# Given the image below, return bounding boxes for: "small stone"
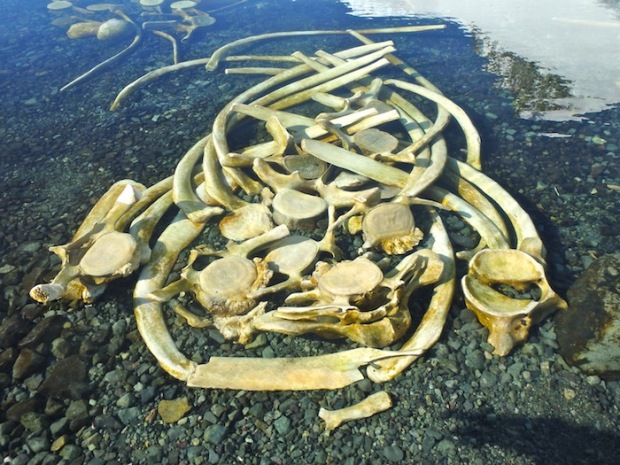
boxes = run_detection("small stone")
[13,348,45,380]
[563,388,576,400]
[66,400,89,420]
[116,393,135,408]
[51,338,72,359]
[27,436,50,453]
[59,444,83,461]
[117,407,141,426]
[273,415,291,435]
[203,424,228,444]
[158,397,190,424]
[383,444,404,462]
[51,435,67,452]
[479,371,498,388]
[20,412,49,432]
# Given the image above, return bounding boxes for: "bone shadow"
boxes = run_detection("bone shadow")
[453,411,620,465]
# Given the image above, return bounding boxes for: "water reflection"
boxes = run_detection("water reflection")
[341,0,620,120]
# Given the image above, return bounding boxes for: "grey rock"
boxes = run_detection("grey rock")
[59,444,83,461]
[383,444,404,462]
[20,412,49,432]
[116,393,135,408]
[27,435,50,453]
[556,253,620,380]
[66,400,89,420]
[117,407,141,426]
[273,415,291,435]
[203,424,228,444]
[51,337,72,359]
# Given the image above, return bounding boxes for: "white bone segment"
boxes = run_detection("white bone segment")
[319,391,392,433]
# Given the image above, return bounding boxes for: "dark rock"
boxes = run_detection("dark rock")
[20,303,44,321]
[0,347,18,370]
[12,348,46,380]
[93,415,122,431]
[38,355,89,399]
[0,313,32,349]
[5,396,43,422]
[556,253,620,380]
[19,315,67,350]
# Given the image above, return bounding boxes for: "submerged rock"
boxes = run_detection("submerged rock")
[555,253,620,380]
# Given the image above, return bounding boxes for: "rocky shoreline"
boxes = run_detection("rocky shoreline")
[2,1,619,464]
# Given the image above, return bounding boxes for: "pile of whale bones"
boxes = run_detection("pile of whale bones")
[30,25,568,431]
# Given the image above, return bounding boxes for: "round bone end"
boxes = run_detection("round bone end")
[29,283,65,303]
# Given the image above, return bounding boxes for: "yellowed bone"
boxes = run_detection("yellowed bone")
[187,349,422,390]
[319,391,392,433]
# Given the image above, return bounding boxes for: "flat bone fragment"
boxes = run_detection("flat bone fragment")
[319,391,392,433]
[187,348,423,390]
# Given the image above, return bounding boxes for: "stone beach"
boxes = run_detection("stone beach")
[1,1,619,464]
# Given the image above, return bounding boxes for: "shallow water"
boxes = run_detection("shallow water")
[1,0,619,464]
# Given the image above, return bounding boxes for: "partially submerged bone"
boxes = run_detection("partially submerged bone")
[319,391,392,433]
[30,183,143,303]
[462,249,568,355]
[33,28,568,434]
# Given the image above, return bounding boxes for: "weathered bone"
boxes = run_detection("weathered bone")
[462,249,568,355]
[319,391,392,433]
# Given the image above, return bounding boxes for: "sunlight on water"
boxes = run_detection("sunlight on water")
[341,0,620,120]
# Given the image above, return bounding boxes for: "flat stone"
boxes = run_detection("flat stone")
[556,254,620,380]
[19,315,67,349]
[38,355,88,399]
[0,313,32,349]
[203,424,228,445]
[383,444,404,462]
[158,397,190,424]
[13,348,45,380]
[5,397,43,422]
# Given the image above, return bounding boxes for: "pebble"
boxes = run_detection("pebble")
[383,444,404,462]
[158,397,190,423]
[203,424,228,445]
[273,415,292,435]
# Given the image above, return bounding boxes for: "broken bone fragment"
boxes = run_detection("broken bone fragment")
[319,391,392,433]
[462,249,568,356]
[67,22,103,39]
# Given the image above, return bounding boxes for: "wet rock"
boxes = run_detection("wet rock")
[66,400,89,421]
[5,396,43,422]
[38,354,88,399]
[0,313,32,349]
[19,315,67,350]
[158,397,191,424]
[13,348,46,380]
[20,411,49,432]
[556,254,620,380]
[0,347,18,370]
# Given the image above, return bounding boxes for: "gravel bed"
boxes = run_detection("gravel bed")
[1,1,619,464]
